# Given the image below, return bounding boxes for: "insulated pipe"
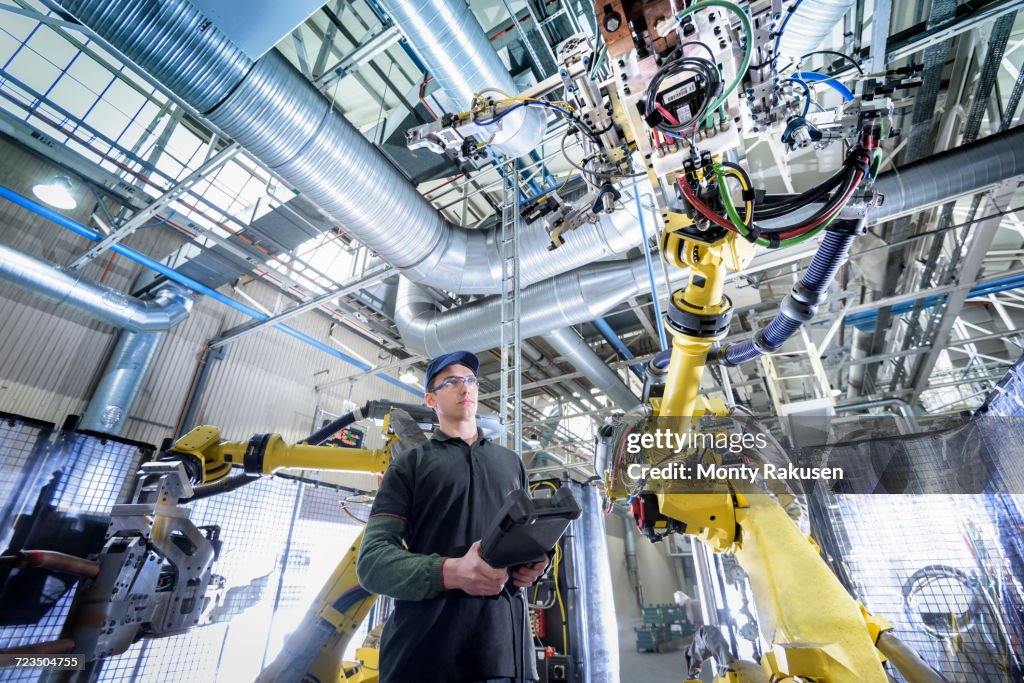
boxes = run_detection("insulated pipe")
[0,243,191,331]
[574,483,620,683]
[776,0,857,59]
[376,0,546,158]
[0,244,194,435]
[79,328,169,435]
[542,328,638,409]
[49,0,633,295]
[871,125,1024,222]
[394,262,650,355]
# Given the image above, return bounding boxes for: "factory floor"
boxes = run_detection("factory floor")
[617,622,690,681]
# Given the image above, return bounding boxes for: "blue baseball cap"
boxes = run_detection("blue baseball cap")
[424,351,479,393]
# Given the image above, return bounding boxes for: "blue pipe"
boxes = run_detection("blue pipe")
[0,185,421,396]
[633,174,668,352]
[842,273,1024,330]
[795,71,854,102]
[593,318,644,378]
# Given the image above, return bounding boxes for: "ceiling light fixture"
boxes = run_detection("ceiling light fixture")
[32,176,77,210]
[400,370,418,385]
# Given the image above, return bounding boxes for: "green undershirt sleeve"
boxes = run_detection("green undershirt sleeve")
[356,514,446,601]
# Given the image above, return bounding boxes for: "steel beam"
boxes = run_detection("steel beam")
[211,264,395,348]
[909,181,1020,399]
[69,144,242,269]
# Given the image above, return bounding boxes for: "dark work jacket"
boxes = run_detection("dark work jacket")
[368,429,538,683]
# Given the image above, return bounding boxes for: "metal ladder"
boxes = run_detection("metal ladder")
[759,325,834,414]
[498,160,522,455]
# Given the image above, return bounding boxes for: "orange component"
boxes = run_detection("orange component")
[530,609,547,639]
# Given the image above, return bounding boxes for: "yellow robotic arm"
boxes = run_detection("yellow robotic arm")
[166,424,390,486]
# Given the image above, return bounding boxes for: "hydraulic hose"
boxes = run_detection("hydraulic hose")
[720,230,856,365]
[303,402,369,445]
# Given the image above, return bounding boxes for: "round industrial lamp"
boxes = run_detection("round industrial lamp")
[400,370,418,385]
[32,176,77,210]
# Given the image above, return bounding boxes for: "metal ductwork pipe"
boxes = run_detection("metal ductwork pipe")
[567,483,619,683]
[0,244,193,435]
[376,0,546,159]
[872,125,1024,222]
[79,329,167,434]
[395,127,1024,350]
[51,0,634,295]
[776,0,856,59]
[0,244,192,331]
[835,397,921,432]
[394,261,650,354]
[542,328,638,409]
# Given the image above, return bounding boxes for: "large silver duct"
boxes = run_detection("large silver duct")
[396,126,1024,350]
[776,0,856,59]
[79,329,167,434]
[52,0,634,295]
[0,244,193,435]
[566,482,619,683]
[542,328,637,409]
[376,0,545,158]
[394,260,651,355]
[0,243,192,331]
[871,125,1024,221]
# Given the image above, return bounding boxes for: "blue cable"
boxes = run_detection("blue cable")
[795,70,854,101]
[661,130,690,144]
[772,0,805,76]
[633,173,668,352]
[782,76,811,117]
[526,174,584,202]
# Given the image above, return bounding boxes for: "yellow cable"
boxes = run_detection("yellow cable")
[553,542,567,651]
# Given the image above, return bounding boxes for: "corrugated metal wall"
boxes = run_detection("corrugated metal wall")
[0,140,421,462]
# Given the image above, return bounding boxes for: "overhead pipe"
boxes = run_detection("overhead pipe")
[395,126,1024,353]
[776,0,857,60]
[592,318,645,377]
[0,243,193,435]
[835,398,921,432]
[0,243,191,331]
[542,328,638,409]
[79,328,171,435]
[0,184,421,396]
[49,0,638,295]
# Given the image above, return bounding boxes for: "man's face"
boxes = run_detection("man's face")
[424,363,478,421]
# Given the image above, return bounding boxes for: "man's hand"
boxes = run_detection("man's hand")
[511,556,549,588]
[442,540,508,596]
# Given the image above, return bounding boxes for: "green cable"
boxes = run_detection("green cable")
[870,149,882,178]
[590,46,607,79]
[715,163,838,248]
[675,1,753,129]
